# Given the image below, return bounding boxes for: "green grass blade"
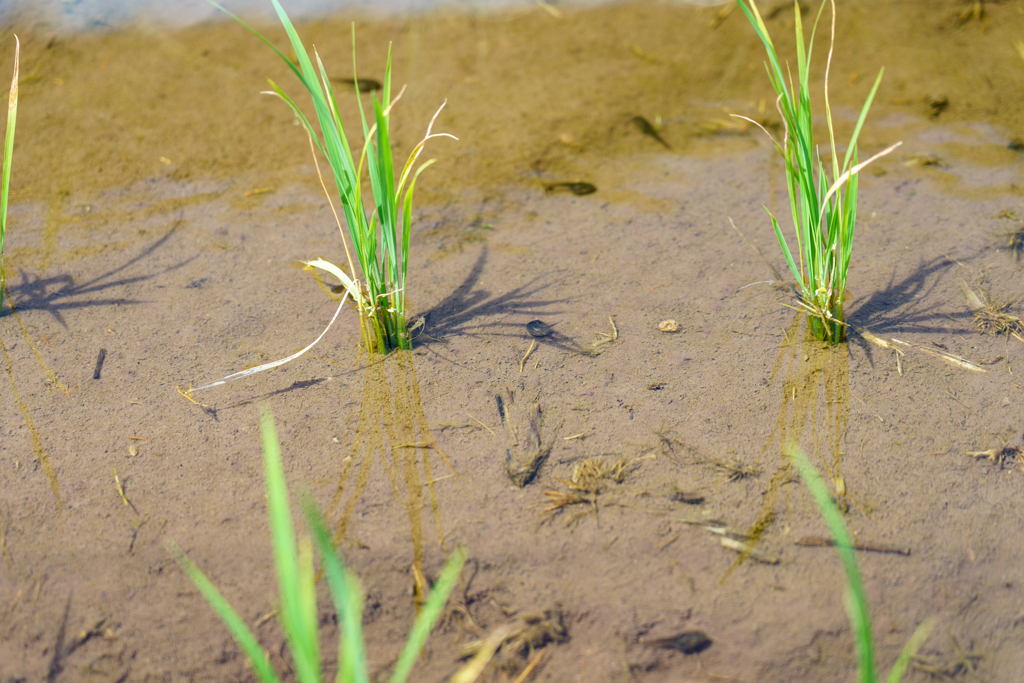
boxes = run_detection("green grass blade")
[735,1,790,106]
[768,211,802,285]
[885,617,936,683]
[304,498,370,683]
[841,67,885,173]
[209,2,304,85]
[1,36,19,288]
[388,546,467,683]
[167,540,283,683]
[260,409,321,683]
[787,444,876,683]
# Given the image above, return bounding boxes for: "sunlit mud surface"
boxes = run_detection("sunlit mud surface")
[2,1,1024,681]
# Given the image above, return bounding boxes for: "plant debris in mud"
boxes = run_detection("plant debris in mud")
[714,456,761,481]
[542,456,632,525]
[461,608,569,671]
[544,181,597,196]
[967,444,1024,472]
[1000,224,1024,260]
[504,402,552,487]
[960,279,1024,342]
[576,316,619,356]
[912,631,983,680]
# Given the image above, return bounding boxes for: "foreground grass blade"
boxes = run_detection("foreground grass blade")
[167,540,283,683]
[389,546,467,683]
[787,444,875,682]
[1,36,19,291]
[787,444,934,683]
[885,617,936,683]
[303,497,369,683]
[260,408,321,683]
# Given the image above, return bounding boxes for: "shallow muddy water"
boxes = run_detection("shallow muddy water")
[2,1,1024,681]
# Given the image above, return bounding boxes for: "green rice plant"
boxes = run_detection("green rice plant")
[167,408,484,683]
[734,0,900,343]
[212,1,452,358]
[1,36,20,302]
[786,443,934,683]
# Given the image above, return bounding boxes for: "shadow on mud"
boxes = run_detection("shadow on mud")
[1,221,193,327]
[416,247,566,346]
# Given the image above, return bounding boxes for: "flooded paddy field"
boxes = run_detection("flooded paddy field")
[1,1,1024,681]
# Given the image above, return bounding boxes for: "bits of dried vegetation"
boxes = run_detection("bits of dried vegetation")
[460,608,568,675]
[968,445,1024,472]
[505,403,551,488]
[714,456,761,482]
[960,279,1024,343]
[542,457,632,523]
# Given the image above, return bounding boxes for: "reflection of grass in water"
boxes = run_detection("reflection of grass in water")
[327,350,455,603]
[726,312,850,576]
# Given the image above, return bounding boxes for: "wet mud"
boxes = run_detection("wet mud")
[2,1,1024,681]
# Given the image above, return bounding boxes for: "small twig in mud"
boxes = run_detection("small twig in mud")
[467,413,495,436]
[719,536,780,564]
[519,339,537,373]
[460,609,568,673]
[795,536,911,556]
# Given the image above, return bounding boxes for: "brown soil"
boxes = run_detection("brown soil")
[2,1,1024,681]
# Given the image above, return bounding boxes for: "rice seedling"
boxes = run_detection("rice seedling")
[1,36,20,305]
[199,1,453,389]
[786,444,934,683]
[734,0,900,343]
[168,408,487,683]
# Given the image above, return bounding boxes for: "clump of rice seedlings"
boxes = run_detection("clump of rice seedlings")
[1,36,19,303]
[734,0,900,344]
[787,444,934,683]
[168,409,490,683]
[199,1,454,389]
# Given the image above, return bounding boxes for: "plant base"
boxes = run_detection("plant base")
[808,306,846,344]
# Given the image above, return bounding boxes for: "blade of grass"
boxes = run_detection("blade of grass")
[304,497,369,683]
[787,443,875,683]
[787,444,935,683]
[388,546,467,683]
[885,617,936,683]
[167,540,283,683]
[260,408,321,683]
[1,36,20,292]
